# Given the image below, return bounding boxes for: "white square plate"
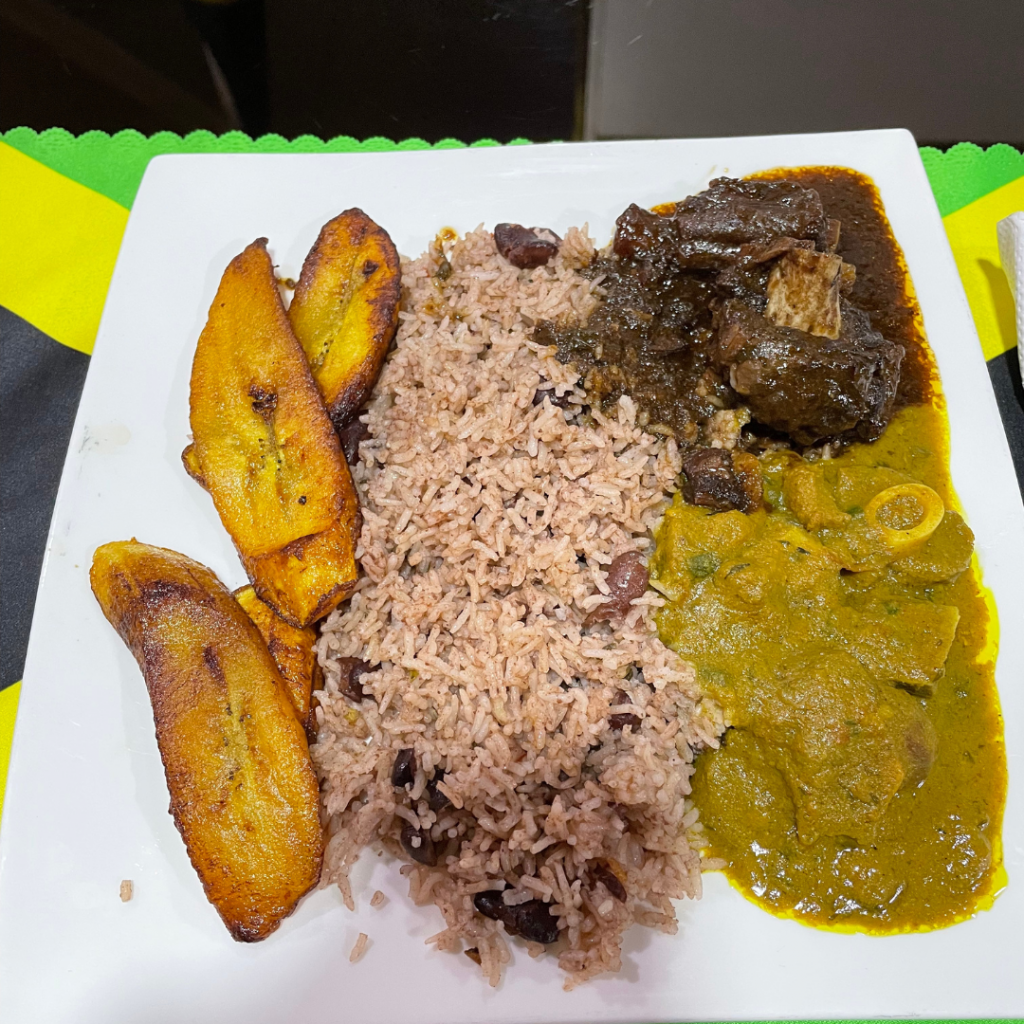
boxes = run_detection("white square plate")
[2,131,1022,1023]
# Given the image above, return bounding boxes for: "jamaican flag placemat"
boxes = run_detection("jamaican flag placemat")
[1,129,1022,826]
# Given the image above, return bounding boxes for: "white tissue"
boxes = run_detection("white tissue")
[997,211,1024,379]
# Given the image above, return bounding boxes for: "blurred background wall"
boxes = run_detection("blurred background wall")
[585,0,1024,146]
[2,0,1022,147]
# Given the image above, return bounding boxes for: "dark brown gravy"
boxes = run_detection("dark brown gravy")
[753,167,932,407]
[538,168,919,451]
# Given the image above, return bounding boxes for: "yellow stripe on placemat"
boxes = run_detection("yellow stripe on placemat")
[0,142,127,356]
[0,683,21,827]
[943,176,1024,362]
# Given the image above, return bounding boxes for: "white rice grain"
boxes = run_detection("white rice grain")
[349,932,369,963]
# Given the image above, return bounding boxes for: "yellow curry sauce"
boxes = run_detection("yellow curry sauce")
[650,170,1007,933]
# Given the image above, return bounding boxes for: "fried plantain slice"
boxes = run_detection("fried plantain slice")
[242,508,360,629]
[288,209,400,430]
[90,540,324,942]
[189,238,349,558]
[234,583,322,740]
[183,435,358,628]
[181,442,205,486]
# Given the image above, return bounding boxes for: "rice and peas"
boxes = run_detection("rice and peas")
[312,223,724,987]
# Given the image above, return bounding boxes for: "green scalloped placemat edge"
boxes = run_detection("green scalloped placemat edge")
[920,142,1024,217]
[4,129,1022,218]
[0,128,532,209]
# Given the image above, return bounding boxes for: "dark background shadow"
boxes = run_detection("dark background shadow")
[1,0,588,141]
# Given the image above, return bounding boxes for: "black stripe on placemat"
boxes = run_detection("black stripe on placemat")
[0,306,90,690]
[986,344,1024,500]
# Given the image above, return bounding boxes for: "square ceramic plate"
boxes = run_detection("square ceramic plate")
[2,131,1022,1024]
